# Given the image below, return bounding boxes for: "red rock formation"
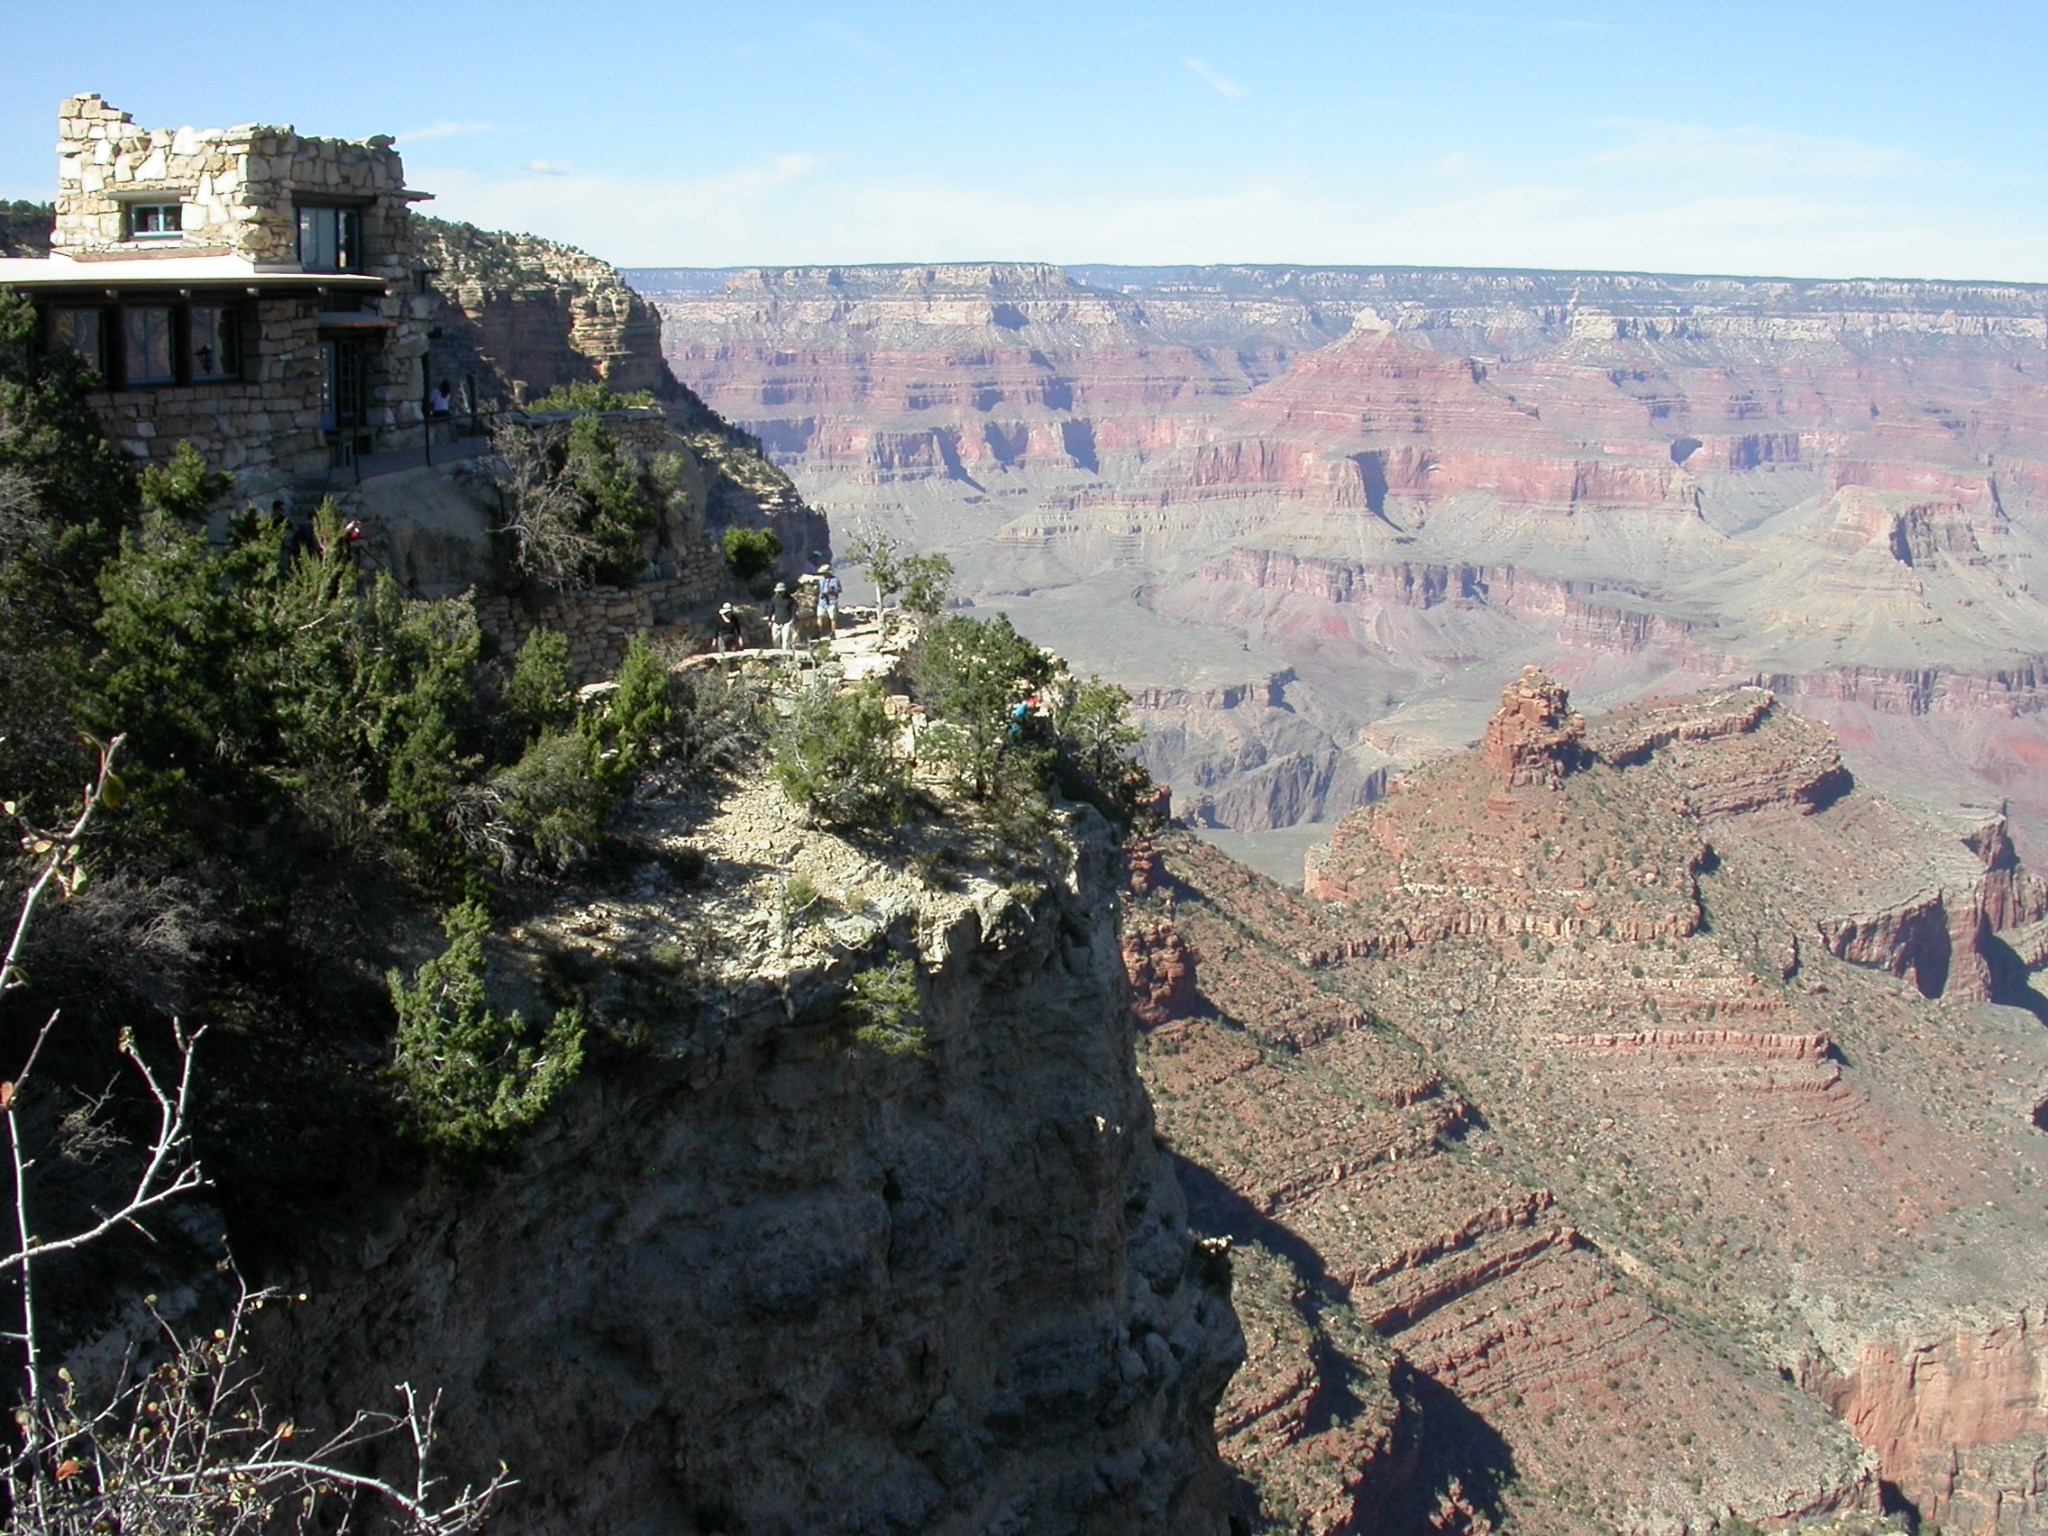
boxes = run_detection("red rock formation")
[1808,1315,2048,1534]
[1130,680,2048,1531]
[1123,912,1198,1028]
[1482,668,1585,792]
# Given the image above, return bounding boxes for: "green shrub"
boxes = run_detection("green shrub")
[608,634,673,772]
[136,440,231,521]
[525,380,657,412]
[723,526,782,580]
[488,726,613,875]
[669,664,766,776]
[844,956,925,1055]
[564,416,657,584]
[844,529,953,633]
[772,680,912,832]
[1054,675,1148,824]
[983,747,1054,855]
[781,871,826,929]
[909,613,1054,800]
[899,551,955,619]
[389,899,585,1152]
[504,629,574,745]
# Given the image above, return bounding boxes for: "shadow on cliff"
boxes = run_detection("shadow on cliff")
[1395,1368,1516,1534]
[1172,1154,1515,1534]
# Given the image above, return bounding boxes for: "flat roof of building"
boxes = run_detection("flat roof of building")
[0,253,387,293]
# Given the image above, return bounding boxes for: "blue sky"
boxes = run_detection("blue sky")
[5,0,2046,281]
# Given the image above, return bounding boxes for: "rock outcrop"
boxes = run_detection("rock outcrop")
[418,218,674,406]
[268,775,1242,1536]
[393,221,826,622]
[1481,667,1584,792]
[1134,676,2048,1532]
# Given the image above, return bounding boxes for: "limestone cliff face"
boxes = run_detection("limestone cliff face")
[414,217,828,576]
[418,218,673,404]
[266,810,1242,1536]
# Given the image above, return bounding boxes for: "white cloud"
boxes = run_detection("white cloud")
[1184,58,1249,100]
[524,160,569,177]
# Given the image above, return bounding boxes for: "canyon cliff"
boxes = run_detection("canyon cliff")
[256,762,1242,1535]
[643,264,2048,869]
[1127,674,2048,1533]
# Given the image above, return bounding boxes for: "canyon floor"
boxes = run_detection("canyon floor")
[1123,673,2048,1534]
[640,263,2048,880]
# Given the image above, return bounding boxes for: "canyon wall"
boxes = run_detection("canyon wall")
[1131,677,2048,1533]
[420,218,674,407]
[402,222,826,607]
[647,263,2048,862]
[267,786,1242,1536]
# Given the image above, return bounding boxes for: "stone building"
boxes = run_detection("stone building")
[0,93,434,496]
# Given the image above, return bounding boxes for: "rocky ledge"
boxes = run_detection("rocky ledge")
[263,718,1242,1535]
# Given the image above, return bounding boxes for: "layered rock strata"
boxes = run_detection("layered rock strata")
[648,262,2048,856]
[1134,677,2048,1533]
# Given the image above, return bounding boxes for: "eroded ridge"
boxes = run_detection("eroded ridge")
[1133,676,2048,1533]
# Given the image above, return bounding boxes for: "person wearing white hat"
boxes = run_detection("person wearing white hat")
[816,562,842,633]
[769,581,798,651]
[716,601,746,653]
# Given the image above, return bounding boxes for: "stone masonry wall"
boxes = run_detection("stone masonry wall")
[92,298,328,485]
[473,530,727,682]
[52,94,430,491]
[55,92,409,272]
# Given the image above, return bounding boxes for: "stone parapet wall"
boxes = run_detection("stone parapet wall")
[54,93,410,275]
[473,536,727,682]
[476,585,668,681]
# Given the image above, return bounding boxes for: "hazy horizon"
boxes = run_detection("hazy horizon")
[9,0,2048,285]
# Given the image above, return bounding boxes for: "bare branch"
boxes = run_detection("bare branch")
[0,736,515,1534]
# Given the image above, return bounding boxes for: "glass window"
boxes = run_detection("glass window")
[49,309,104,378]
[188,305,241,381]
[123,306,176,386]
[297,205,361,272]
[128,203,184,239]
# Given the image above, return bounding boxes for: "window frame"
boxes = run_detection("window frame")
[47,307,107,380]
[296,202,365,273]
[41,298,252,390]
[121,305,179,387]
[125,202,185,241]
[186,303,243,383]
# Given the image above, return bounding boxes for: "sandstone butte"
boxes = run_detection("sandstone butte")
[1125,670,2048,1534]
[644,264,2048,867]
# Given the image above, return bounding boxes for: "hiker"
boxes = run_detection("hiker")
[815,562,842,632]
[769,581,799,651]
[715,601,747,653]
[427,379,453,419]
